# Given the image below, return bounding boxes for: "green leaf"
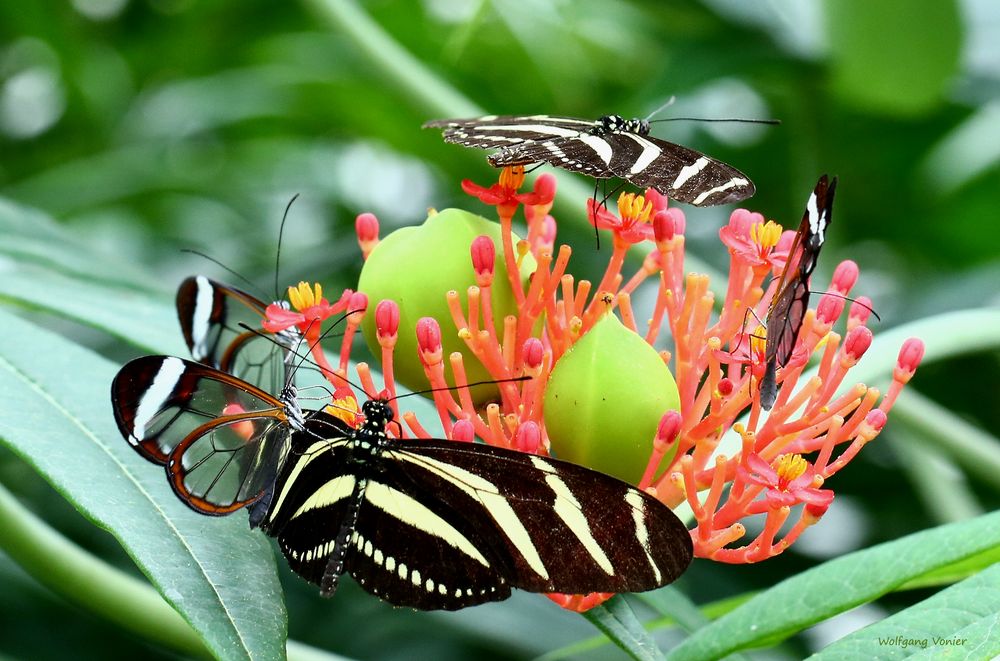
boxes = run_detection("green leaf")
[0,198,159,290]
[826,0,962,116]
[581,595,665,661]
[810,563,1000,660]
[0,263,184,356]
[0,308,287,661]
[666,511,1000,661]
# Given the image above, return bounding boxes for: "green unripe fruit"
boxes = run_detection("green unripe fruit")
[543,313,680,483]
[358,208,535,404]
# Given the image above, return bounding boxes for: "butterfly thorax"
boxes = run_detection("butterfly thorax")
[269,301,303,358]
[345,399,395,460]
[281,384,305,431]
[594,115,650,136]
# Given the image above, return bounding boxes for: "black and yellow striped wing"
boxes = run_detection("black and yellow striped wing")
[260,406,693,610]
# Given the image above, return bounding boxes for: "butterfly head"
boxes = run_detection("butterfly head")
[360,394,394,434]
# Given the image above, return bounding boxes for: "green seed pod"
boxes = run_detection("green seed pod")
[543,313,680,483]
[358,208,535,404]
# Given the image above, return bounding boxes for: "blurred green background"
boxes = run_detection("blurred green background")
[1,0,998,659]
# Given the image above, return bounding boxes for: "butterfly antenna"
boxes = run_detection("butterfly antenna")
[643,96,676,122]
[180,249,269,300]
[649,117,781,126]
[274,193,300,300]
[812,291,882,322]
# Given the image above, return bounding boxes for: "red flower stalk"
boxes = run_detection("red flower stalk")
[340,173,924,610]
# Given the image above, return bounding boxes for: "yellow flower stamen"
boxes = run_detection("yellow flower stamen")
[750,220,783,250]
[324,395,359,427]
[288,281,322,311]
[499,165,526,191]
[750,325,768,355]
[775,454,808,486]
[616,192,654,224]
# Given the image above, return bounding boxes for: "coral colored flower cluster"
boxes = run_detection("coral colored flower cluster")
[262,167,925,611]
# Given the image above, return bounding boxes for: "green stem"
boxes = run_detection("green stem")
[304,0,480,118]
[890,388,1000,492]
[0,481,208,657]
[889,427,983,524]
[0,481,345,661]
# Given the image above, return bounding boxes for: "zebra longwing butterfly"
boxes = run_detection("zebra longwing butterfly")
[111,358,693,609]
[760,175,837,410]
[253,397,693,610]
[424,114,755,207]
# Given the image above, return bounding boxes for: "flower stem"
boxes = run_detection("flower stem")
[304,0,480,117]
[890,387,1000,492]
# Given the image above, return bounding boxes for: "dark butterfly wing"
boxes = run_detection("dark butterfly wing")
[257,412,363,584]
[111,355,292,514]
[760,175,837,410]
[491,131,754,207]
[383,442,691,595]
[176,275,300,396]
[264,422,692,610]
[604,133,755,206]
[489,135,619,179]
[424,115,598,150]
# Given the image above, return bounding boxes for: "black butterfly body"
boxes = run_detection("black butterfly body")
[759,175,837,410]
[254,399,693,610]
[424,114,755,206]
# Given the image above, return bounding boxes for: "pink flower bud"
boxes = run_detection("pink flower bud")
[522,338,544,371]
[643,187,668,212]
[653,210,674,243]
[895,338,925,379]
[539,214,557,245]
[816,293,845,326]
[670,207,686,235]
[656,410,682,445]
[451,419,475,443]
[355,212,379,252]
[470,235,496,279]
[532,173,557,202]
[375,299,400,340]
[849,296,874,326]
[415,317,442,355]
[831,260,859,294]
[804,500,830,522]
[844,326,873,361]
[515,421,541,453]
[866,409,888,432]
[347,291,368,318]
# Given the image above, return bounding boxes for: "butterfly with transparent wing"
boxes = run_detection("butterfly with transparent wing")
[424,114,756,207]
[759,174,838,410]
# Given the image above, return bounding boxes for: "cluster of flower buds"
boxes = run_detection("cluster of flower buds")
[263,166,924,610]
